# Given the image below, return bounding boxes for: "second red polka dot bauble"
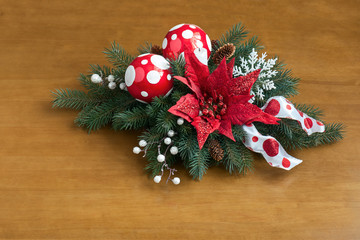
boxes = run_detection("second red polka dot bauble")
[162,23,212,64]
[125,53,173,103]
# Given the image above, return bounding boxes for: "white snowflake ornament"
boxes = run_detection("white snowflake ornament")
[233,48,278,102]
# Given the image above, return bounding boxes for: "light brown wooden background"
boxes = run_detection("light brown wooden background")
[0,0,359,239]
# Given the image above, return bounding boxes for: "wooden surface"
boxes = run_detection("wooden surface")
[0,0,359,239]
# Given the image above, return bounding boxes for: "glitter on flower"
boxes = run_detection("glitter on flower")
[168,50,279,149]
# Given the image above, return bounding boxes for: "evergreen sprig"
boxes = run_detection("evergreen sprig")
[219,22,249,47]
[137,41,153,54]
[51,89,102,110]
[113,106,149,130]
[221,138,254,175]
[103,41,134,71]
[75,101,119,133]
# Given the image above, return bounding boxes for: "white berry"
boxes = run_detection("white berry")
[157,154,165,163]
[164,137,171,145]
[91,74,102,83]
[133,147,141,154]
[119,82,126,90]
[153,175,162,183]
[177,118,184,125]
[170,146,178,155]
[167,130,175,137]
[172,177,180,185]
[107,75,115,82]
[108,82,116,89]
[139,140,147,147]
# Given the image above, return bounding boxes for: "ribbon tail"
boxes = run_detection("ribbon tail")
[261,96,325,135]
[242,124,302,170]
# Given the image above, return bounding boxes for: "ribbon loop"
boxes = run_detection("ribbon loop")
[242,96,325,170]
[242,124,302,170]
[261,96,325,135]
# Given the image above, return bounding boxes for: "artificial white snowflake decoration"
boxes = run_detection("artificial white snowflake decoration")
[233,48,278,102]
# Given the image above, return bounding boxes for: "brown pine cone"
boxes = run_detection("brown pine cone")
[212,43,236,65]
[211,39,220,50]
[150,45,163,55]
[208,139,224,162]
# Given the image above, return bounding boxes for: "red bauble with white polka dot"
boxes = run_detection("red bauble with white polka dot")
[162,23,212,64]
[125,53,173,103]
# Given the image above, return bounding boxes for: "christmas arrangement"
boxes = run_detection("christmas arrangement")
[52,23,344,185]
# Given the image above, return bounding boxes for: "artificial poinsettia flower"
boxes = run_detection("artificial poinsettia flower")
[169,50,279,149]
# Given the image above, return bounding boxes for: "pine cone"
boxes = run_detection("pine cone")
[150,45,163,55]
[211,39,220,50]
[208,139,224,162]
[212,43,236,65]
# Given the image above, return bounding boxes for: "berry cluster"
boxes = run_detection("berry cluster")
[199,92,227,120]
[133,130,180,185]
[91,73,126,90]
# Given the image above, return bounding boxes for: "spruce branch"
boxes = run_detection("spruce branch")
[177,129,199,161]
[140,127,166,150]
[137,41,153,54]
[113,106,149,130]
[79,68,114,98]
[143,145,164,177]
[169,56,186,77]
[233,36,263,64]
[264,69,300,101]
[74,93,136,133]
[51,88,102,110]
[231,125,246,142]
[219,22,249,47]
[188,147,210,180]
[145,95,173,121]
[103,41,134,70]
[294,103,324,120]
[256,120,345,150]
[154,109,177,134]
[75,101,119,133]
[221,137,253,175]
[309,122,345,146]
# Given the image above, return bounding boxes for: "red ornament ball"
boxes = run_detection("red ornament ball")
[125,53,173,103]
[162,23,212,64]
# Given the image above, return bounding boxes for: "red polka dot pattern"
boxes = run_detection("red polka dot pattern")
[162,24,211,61]
[297,110,304,117]
[241,96,325,171]
[264,99,281,116]
[304,118,313,129]
[242,124,303,171]
[263,139,279,157]
[317,121,324,126]
[282,158,291,168]
[125,54,173,103]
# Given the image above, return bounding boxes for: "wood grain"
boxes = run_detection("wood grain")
[0,0,359,239]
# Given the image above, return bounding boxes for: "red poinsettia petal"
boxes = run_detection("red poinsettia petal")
[245,114,280,126]
[228,95,253,105]
[227,69,261,96]
[191,116,221,149]
[218,119,235,141]
[184,50,210,89]
[224,102,279,126]
[207,58,231,97]
[226,58,235,79]
[168,94,200,122]
[174,76,203,99]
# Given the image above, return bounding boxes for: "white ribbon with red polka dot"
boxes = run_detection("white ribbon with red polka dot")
[242,96,325,170]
